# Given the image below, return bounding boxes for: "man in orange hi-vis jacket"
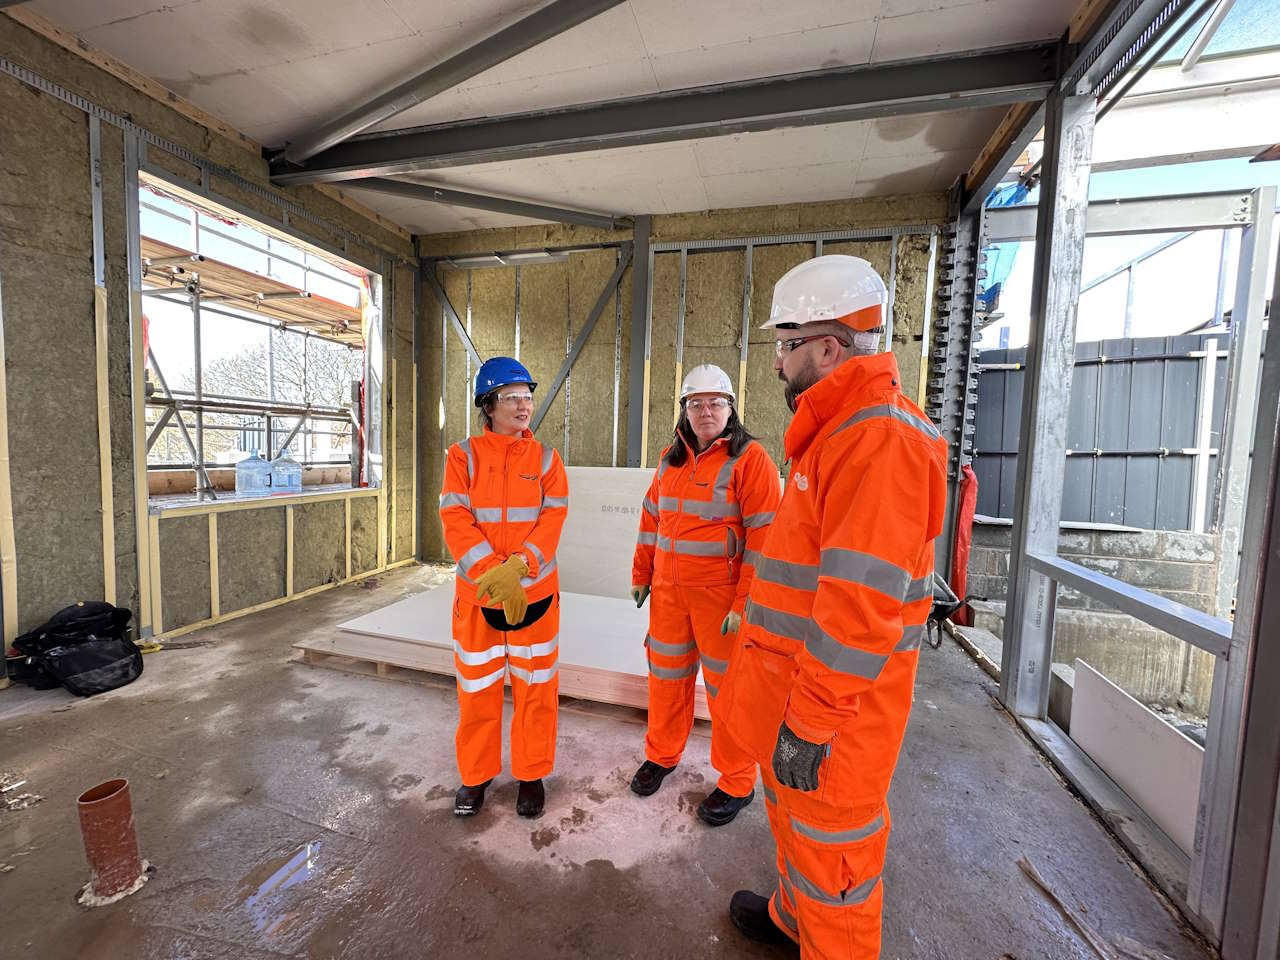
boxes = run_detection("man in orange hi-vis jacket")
[717,256,947,959]
[629,363,781,827]
[439,356,568,821]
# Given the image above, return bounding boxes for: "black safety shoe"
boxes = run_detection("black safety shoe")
[454,779,492,817]
[516,779,545,818]
[697,787,755,826]
[630,760,677,797]
[730,890,799,952]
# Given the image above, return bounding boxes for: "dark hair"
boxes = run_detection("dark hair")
[665,404,755,467]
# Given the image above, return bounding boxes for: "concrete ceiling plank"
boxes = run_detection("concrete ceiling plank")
[870,0,1075,61]
[629,0,881,57]
[691,120,872,177]
[701,161,859,208]
[862,105,1009,159]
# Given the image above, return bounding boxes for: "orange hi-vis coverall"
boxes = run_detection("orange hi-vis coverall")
[718,352,947,959]
[633,433,781,797]
[440,427,569,787]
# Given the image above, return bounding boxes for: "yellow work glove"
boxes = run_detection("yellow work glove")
[474,554,530,625]
[720,610,742,636]
[631,585,650,608]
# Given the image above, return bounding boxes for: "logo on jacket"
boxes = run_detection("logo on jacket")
[793,472,809,491]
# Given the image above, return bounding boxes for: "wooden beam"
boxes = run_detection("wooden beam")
[965,101,1039,193]
[2,8,413,245]
[1069,0,1119,43]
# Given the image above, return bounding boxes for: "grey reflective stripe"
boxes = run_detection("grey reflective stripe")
[648,636,696,657]
[790,812,885,845]
[896,623,927,653]
[700,653,729,675]
[744,598,810,643]
[454,640,506,667]
[704,680,719,698]
[520,558,557,587]
[786,857,881,907]
[458,541,494,573]
[649,661,698,680]
[523,541,546,567]
[541,444,554,475]
[456,664,505,693]
[755,556,819,592]
[509,663,558,685]
[744,511,774,528]
[656,535,727,557]
[713,453,741,502]
[440,492,471,509]
[744,549,761,567]
[905,575,932,603]
[775,886,799,933]
[834,403,940,443]
[636,531,658,546]
[686,500,742,520]
[507,635,559,660]
[763,783,779,806]
[506,506,541,522]
[805,624,889,681]
[642,496,659,517]
[472,508,503,523]
[659,495,680,512]
[459,438,475,481]
[542,496,568,510]
[820,548,911,601]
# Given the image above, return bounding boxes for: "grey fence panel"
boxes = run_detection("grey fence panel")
[975,333,1232,531]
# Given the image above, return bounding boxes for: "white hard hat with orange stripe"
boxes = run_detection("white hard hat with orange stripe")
[680,363,736,402]
[764,255,888,351]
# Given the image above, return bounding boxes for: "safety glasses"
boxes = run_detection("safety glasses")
[493,390,535,405]
[775,332,850,357]
[685,397,732,413]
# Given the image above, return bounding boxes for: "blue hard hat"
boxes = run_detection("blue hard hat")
[474,356,536,406]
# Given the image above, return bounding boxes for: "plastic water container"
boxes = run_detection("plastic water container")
[270,454,303,494]
[235,449,271,496]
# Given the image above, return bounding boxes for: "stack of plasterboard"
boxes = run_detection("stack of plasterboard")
[294,466,711,719]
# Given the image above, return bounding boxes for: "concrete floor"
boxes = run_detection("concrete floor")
[1,566,1214,959]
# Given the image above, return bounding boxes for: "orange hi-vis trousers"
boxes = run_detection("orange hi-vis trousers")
[644,582,756,797]
[453,593,560,786]
[761,766,891,960]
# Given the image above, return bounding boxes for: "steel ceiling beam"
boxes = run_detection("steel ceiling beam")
[270,43,1058,186]
[280,0,625,164]
[355,177,629,231]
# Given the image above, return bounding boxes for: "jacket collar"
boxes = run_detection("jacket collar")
[784,352,902,462]
[477,425,533,447]
[675,427,729,461]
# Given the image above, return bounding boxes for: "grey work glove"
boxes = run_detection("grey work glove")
[771,721,826,792]
[631,584,651,608]
[720,610,742,636]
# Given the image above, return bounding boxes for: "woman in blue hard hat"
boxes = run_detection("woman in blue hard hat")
[439,356,569,818]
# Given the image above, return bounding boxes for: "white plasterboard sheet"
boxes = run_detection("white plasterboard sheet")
[558,466,654,599]
[337,585,651,677]
[1069,659,1204,856]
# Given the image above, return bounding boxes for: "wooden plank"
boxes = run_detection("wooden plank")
[1069,0,1116,43]
[140,236,362,343]
[965,101,1039,193]
[1070,659,1204,855]
[313,184,412,244]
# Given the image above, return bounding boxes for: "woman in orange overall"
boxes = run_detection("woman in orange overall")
[630,363,781,826]
[439,356,568,820]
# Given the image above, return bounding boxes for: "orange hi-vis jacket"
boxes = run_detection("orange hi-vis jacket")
[720,352,947,813]
[632,433,781,612]
[440,427,569,608]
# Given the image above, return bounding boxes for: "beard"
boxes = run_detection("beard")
[779,354,821,413]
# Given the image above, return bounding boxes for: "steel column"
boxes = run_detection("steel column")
[124,135,152,636]
[626,216,652,467]
[1192,193,1280,942]
[1000,90,1096,718]
[1214,187,1276,619]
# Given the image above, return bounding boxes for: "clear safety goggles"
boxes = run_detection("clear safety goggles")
[493,389,535,405]
[685,397,732,412]
[775,332,850,357]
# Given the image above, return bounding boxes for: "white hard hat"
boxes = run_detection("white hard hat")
[764,255,887,332]
[680,363,735,402]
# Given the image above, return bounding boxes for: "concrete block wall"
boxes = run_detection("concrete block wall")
[417,193,948,561]
[967,522,1219,615]
[0,15,417,636]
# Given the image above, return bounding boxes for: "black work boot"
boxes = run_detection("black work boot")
[630,760,677,797]
[697,787,755,826]
[730,890,799,952]
[516,779,545,818]
[454,779,492,817]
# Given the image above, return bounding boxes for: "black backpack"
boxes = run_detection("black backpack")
[8,602,143,696]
